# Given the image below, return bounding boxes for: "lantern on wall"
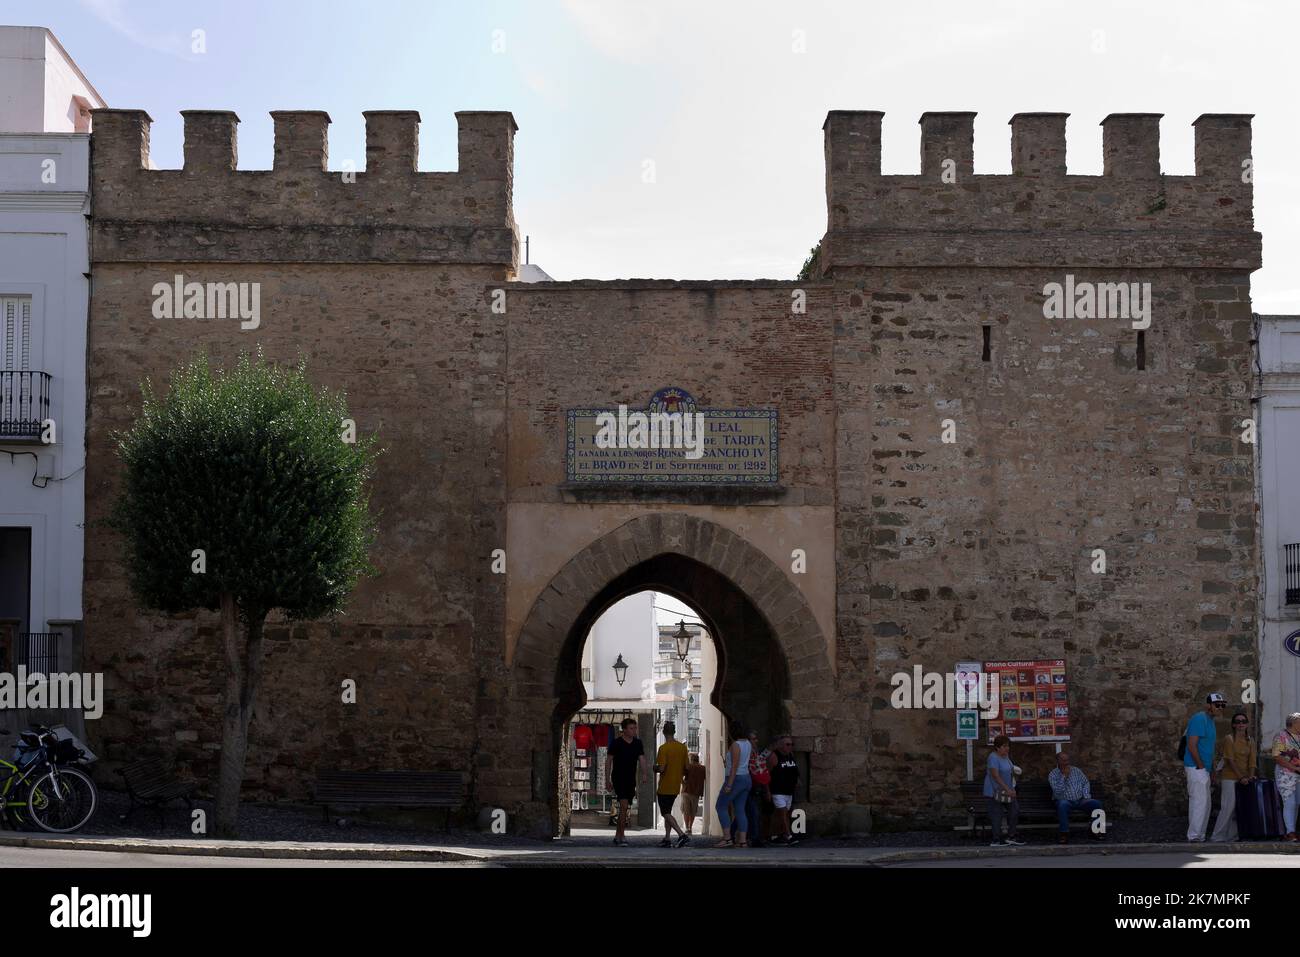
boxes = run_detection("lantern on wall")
[673,620,692,662]
[612,654,629,687]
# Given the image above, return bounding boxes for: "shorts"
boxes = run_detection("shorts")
[772,793,793,810]
[657,793,678,815]
[613,781,636,802]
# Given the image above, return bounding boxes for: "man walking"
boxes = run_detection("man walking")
[681,753,706,835]
[654,721,690,847]
[1184,692,1226,842]
[606,717,648,846]
[1047,750,1103,844]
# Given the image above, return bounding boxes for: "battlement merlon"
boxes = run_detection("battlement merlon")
[89,109,519,270]
[820,110,1259,274]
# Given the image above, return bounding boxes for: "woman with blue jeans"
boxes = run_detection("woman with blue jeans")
[714,728,752,848]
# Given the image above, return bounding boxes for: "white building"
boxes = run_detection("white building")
[0,26,104,705]
[1258,314,1300,737]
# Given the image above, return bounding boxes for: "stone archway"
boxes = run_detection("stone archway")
[507,513,836,838]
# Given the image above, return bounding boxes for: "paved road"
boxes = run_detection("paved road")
[887,852,1300,868]
[0,847,480,868]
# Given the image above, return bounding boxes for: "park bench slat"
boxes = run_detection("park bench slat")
[956,780,1110,836]
[115,758,198,828]
[313,770,464,827]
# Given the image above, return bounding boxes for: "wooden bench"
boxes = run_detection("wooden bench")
[313,770,464,829]
[115,758,198,827]
[957,780,1110,839]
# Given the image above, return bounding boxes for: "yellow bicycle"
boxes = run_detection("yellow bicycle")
[0,726,97,833]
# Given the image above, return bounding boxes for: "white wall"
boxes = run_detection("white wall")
[0,27,46,133]
[0,28,105,135]
[1259,315,1300,738]
[0,133,89,632]
[587,591,656,701]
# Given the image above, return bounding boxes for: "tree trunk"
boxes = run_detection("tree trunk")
[214,593,266,838]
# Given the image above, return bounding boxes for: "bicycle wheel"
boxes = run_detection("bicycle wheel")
[27,767,97,833]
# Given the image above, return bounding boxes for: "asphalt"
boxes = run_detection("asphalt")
[3,830,1299,867]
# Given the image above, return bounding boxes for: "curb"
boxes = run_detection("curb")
[0,833,495,863]
[3,832,1297,865]
[863,840,1300,865]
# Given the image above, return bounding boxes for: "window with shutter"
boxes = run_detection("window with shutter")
[1,296,32,371]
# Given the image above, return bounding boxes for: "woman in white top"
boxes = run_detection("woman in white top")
[713,726,753,848]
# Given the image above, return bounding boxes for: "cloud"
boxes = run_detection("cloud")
[561,0,666,64]
[77,0,195,58]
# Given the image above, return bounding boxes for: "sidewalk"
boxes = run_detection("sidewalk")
[3,829,1298,866]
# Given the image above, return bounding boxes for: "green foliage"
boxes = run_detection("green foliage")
[797,240,822,281]
[113,351,378,623]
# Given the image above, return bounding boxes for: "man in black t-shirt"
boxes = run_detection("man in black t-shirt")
[606,717,647,846]
[768,734,801,846]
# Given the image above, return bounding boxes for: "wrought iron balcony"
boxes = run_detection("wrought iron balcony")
[19,632,59,674]
[0,371,52,441]
[1286,543,1300,606]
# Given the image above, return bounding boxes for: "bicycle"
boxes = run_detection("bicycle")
[0,726,98,833]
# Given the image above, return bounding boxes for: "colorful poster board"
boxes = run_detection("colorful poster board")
[983,658,1070,744]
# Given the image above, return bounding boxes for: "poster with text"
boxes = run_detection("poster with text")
[982,659,1069,744]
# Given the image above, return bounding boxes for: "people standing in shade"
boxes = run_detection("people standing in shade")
[743,730,771,848]
[984,734,1025,847]
[713,726,753,848]
[654,721,690,848]
[1210,710,1257,842]
[606,717,648,847]
[680,753,706,835]
[1271,712,1300,842]
[1184,692,1225,842]
[1046,750,1103,845]
[768,734,801,846]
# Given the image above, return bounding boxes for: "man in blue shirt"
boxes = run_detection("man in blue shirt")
[1185,692,1226,841]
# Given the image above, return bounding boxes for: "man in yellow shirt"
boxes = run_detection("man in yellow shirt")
[655,721,690,848]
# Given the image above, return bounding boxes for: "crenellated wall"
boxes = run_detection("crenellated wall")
[81,104,1262,836]
[821,111,1259,271]
[90,109,518,266]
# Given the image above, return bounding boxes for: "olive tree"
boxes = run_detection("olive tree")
[113,352,377,836]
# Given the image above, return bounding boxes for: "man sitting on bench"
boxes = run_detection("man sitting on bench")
[1047,750,1104,844]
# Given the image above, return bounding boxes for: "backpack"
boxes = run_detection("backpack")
[750,748,772,786]
[1178,735,1187,761]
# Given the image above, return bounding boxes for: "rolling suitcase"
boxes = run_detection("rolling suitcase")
[1235,779,1284,839]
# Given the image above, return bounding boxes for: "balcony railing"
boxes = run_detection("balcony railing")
[0,371,52,440]
[1286,543,1300,606]
[19,633,59,674]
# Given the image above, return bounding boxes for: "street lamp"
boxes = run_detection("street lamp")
[612,654,629,687]
[673,620,692,662]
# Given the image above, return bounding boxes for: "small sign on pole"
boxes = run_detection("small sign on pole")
[956,709,979,741]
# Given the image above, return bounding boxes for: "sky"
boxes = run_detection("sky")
[15,0,1300,308]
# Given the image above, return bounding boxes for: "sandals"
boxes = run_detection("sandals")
[712,839,734,848]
